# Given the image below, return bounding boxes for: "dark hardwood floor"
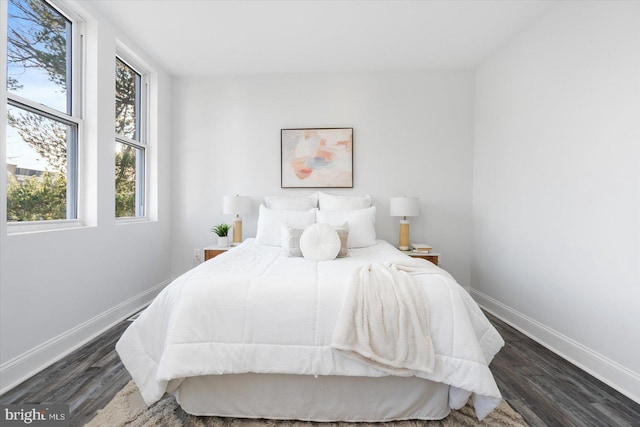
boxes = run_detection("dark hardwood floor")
[1,312,639,426]
[486,313,640,427]
[0,321,132,427]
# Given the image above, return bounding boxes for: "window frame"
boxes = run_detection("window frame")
[115,53,149,219]
[4,0,85,232]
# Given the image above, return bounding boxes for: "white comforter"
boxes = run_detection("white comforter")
[116,239,504,419]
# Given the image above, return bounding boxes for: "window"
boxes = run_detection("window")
[115,56,147,218]
[5,0,82,223]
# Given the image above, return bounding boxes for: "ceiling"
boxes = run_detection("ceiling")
[89,0,556,77]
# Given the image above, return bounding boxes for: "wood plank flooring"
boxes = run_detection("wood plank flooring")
[487,312,640,427]
[0,321,132,426]
[1,312,639,426]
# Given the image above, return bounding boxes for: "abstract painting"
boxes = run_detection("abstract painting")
[281,128,353,188]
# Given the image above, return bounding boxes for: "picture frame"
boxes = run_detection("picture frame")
[281,128,353,188]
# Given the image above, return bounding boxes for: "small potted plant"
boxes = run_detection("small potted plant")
[211,223,231,247]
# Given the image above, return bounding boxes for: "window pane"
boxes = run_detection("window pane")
[6,0,71,114]
[115,141,142,217]
[115,58,141,141]
[6,105,76,221]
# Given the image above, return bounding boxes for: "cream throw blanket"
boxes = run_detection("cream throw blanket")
[331,260,448,375]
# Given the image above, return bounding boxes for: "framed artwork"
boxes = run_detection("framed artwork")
[281,128,353,188]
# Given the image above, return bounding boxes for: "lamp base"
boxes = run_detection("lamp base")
[399,220,410,251]
[232,217,243,246]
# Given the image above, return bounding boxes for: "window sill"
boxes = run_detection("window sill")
[116,216,150,225]
[7,219,86,235]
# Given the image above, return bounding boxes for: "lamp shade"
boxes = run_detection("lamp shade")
[390,196,419,217]
[223,195,251,216]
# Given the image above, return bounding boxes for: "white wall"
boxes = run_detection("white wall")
[0,2,172,392]
[472,1,640,401]
[171,71,475,284]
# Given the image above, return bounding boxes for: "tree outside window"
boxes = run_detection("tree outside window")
[115,57,146,218]
[5,0,146,222]
[5,0,76,222]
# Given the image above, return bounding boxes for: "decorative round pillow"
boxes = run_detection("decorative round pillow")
[299,223,341,261]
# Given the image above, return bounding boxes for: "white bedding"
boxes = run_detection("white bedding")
[116,239,504,419]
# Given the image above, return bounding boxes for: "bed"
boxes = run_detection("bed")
[116,194,505,422]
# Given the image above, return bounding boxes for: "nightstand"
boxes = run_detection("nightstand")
[204,246,230,261]
[404,252,439,266]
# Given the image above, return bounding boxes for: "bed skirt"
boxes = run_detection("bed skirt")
[175,373,451,422]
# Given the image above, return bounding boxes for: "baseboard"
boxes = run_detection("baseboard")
[470,288,640,405]
[0,279,170,395]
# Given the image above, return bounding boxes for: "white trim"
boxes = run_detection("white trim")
[7,219,86,235]
[5,0,85,225]
[0,0,9,228]
[115,216,150,225]
[47,0,84,23]
[7,94,82,126]
[470,288,640,405]
[116,134,146,150]
[115,49,150,219]
[0,279,170,395]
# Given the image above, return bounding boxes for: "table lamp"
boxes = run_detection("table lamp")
[223,195,251,246]
[390,196,419,250]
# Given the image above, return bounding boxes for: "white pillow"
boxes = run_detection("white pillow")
[318,192,371,211]
[255,205,316,246]
[316,206,376,248]
[265,193,318,210]
[281,224,304,257]
[299,223,341,262]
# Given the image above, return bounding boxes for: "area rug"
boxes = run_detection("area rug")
[86,381,528,427]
